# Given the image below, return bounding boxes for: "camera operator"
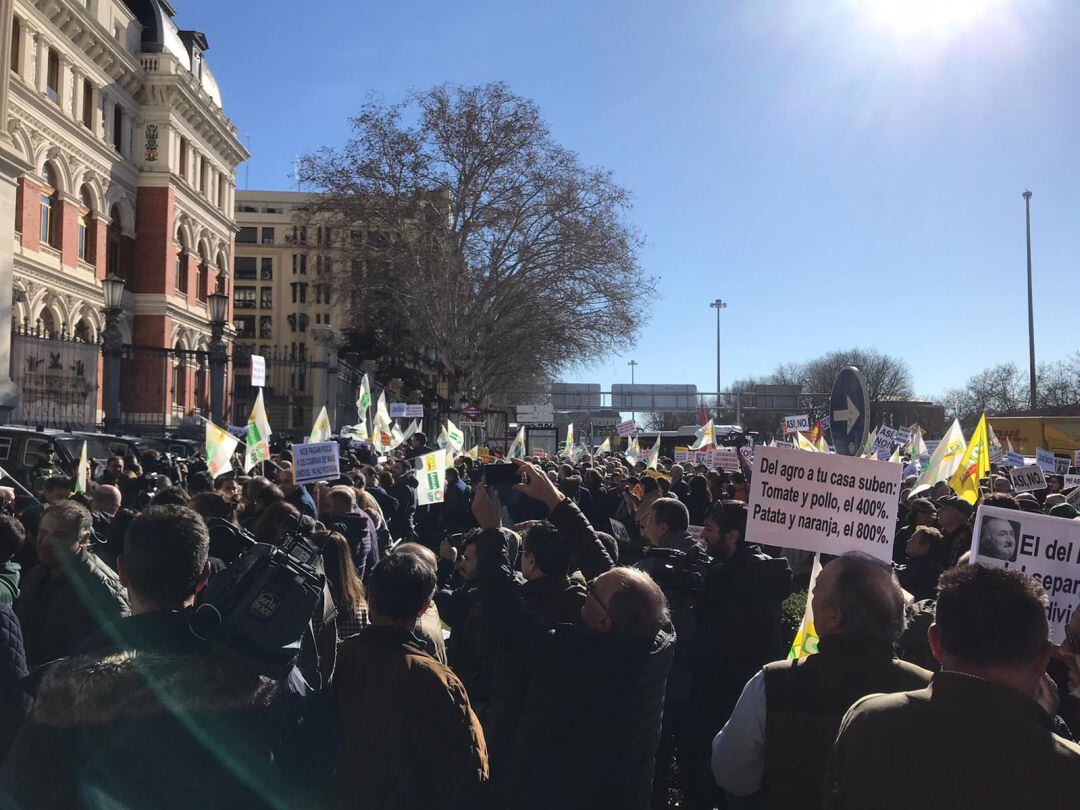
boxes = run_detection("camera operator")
[1,505,327,808]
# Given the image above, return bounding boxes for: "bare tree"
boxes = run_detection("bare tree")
[938,355,1080,424]
[298,83,654,407]
[641,411,700,431]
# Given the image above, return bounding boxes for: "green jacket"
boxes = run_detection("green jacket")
[15,549,128,667]
[0,560,19,606]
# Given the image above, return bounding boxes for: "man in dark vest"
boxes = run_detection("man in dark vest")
[711,552,931,809]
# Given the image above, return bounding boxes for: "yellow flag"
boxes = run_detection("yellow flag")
[789,555,822,660]
[948,413,990,504]
[309,406,332,444]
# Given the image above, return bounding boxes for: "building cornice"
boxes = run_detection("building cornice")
[31,0,145,96]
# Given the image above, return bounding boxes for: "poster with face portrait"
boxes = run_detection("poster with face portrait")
[971,505,1080,644]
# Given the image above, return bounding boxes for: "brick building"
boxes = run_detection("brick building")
[0,0,246,428]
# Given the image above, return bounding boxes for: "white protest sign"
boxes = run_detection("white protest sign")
[972,505,1080,644]
[715,447,740,471]
[1009,464,1047,493]
[820,416,831,432]
[1055,457,1071,476]
[250,354,266,388]
[292,441,341,485]
[674,446,690,463]
[617,419,637,437]
[873,426,899,459]
[1069,487,1080,511]
[783,414,811,435]
[1006,451,1026,468]
[1064,474,1080,490]
[1036,447,1057,474]
[894,426,912,448]
[415,448,447,506]
[1074,449,1080,468]
[774,440,794,449]
[746,446,902,561]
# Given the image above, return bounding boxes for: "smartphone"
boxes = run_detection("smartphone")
[484,463,521,486]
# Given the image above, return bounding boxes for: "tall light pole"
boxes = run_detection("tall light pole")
[710,299,726,418]
[628,359,638,425]
[1023,190,1037,411]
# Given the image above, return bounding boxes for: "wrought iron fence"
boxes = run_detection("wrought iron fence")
[11,325,100,429]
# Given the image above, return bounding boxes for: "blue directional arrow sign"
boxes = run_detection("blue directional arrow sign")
[830,366,869,456]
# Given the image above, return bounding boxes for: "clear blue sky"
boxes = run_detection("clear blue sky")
[188,0,1077,400]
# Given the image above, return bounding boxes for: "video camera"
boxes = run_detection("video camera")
[192,519,325,678]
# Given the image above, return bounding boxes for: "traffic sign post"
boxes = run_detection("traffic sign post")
[830,366,869,456]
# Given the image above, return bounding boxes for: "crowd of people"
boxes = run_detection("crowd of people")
[0,427,1078,809]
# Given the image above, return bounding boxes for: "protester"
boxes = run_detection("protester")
[322,485,380,582]
[684,499,793,808]
[712,552,931,808]
[0,505,318,808]
[823,565,1080,809]
[331,553,490,808]
[15,500,128,666]
[0,515,24,607]
[897,526,945,601]
[472,460,675,809]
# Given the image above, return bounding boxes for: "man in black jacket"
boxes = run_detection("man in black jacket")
[687,499,792,809]
[474,461,675,810]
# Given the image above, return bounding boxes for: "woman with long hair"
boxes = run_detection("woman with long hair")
[318,530,368,640]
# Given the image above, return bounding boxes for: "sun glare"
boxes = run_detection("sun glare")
[856,0,1004,35]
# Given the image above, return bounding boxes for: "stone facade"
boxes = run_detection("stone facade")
[0,0,247,426]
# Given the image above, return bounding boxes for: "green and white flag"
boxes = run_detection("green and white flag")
[445,418,465,455]
[507,426,527,460]
[355,374,372,441]
[563,423,575,458]
[596,437,611,455]
[244,389,272,472]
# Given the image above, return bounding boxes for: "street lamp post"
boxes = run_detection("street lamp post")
[101,276,125,434]
[1023,190,1037,411]
[208,291,229,425]
[628,359,638,424]
[710,299,726,419]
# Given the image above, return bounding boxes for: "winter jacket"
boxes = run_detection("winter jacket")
[693,544,792,736]
[388,476,418,541]
[0,559,20,606]
[331,625,490,809]
[0,649,313,809]
[897,554,943,602]
[15,548,129,667]
[436,528,522,709]
[327,511,380,583]
[476,500,675,810]
[285,484,317,519]
[824,671,1080,810]
[0,602,30,760]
